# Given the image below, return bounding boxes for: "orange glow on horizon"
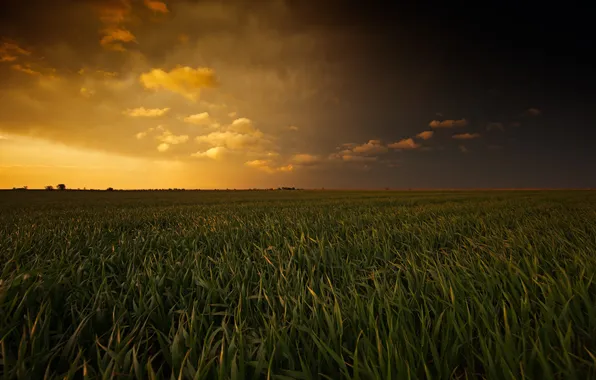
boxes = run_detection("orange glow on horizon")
[1,134,194,189]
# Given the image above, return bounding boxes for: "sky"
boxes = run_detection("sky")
[0,0,594,189]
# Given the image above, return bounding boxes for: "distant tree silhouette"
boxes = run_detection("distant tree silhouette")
[106,187,114,191]
[45,185,54,191]
[57,184,66,190]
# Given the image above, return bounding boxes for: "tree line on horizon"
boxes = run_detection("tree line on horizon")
[11,186,304,191]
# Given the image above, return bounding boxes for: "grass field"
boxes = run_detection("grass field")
[1,190,596,379]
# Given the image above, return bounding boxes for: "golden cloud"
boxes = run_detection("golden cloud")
[244,159,268,169]
[157,143,169,152]
[429,119,469,128]
[452,133,480,140]
[124,107,170,117]
[388,138,420,150]
[11,64,42,76]
[133,125,189,146]
[183,112,212,125]
[80,87,96,98]
[190,146,229,160]
[93,0,136,51]
[416,131,434,140]
[245,160,293,173]
[192,117,277,159]
[11,63,58,80]
[100,27,137,51]
[144,0,169,13]
[228,118,257,134]
[331,139,389,164]
[351,139,388,155]
[134,125,159,139]
[195,131,266,151]
[156,130,189,145]
[139,66,218,100]
[0,41,31,62]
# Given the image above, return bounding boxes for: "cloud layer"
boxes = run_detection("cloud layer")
[452,133,480,140]
[140,67,218,100]
[388,138,420,149]
[416,131,434,140]
[429,119,468,128]
[124,107,170,117]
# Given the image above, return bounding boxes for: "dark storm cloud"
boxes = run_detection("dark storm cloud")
[0,1,125,73]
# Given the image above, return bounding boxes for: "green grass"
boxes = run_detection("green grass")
[1,190,596,379]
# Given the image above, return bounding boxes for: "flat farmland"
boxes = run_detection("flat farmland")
[1,190,596,379]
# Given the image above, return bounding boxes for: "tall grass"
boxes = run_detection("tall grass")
[1,190,596,379]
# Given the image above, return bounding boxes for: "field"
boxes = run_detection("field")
[1,190,596,379]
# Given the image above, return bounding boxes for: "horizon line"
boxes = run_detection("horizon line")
[2,187,595,191]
